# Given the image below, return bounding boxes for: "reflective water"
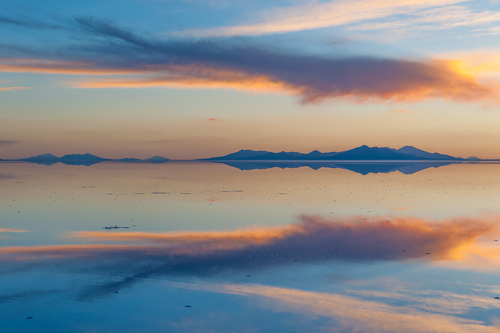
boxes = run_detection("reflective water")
[2,161,500,332]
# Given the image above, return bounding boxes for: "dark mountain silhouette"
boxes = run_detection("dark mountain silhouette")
[59,153,106,161]
[207,149,272,160]
[19,153,60,166]
[205,149,340,161]
[16,153,172,166]
[306,150,339,158]
[203,145,463,161]
[389,146,457,160]
[59,153,109,166]
[328,145,421,160]
[242,151,304,160]
[146,156,170,163]
[21,153,59,162]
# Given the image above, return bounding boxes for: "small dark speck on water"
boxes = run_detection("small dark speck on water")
[493,297,500,300]
[184,305,192,308]
[113,291,119,294]
[425,253,431,255]
[246,275,252,277]
[26,317,33,319]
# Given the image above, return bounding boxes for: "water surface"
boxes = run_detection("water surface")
[2,161,500,332]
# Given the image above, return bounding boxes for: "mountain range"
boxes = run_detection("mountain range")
[18,154,170,166]
[203,145,478,161]
[1,146,484,166]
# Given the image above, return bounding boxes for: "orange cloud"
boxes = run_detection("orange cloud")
[0,58,136,75]
[70,59,497,104]
[206,118,220,122]
[0,228,30,233]
[0,86,28,91]
[0,56,497,104]
[71,66,296,96]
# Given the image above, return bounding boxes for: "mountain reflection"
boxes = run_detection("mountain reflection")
[213,161,456,174]
[19,159,460,174]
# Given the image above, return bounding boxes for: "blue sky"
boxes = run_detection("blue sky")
[2,0,500,159]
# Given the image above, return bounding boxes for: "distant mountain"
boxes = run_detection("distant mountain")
[58,153,108,166]
[203,145,463,161]
[17,153,172,166]
[20,153,60,166]
[328,145,420,160]
[305,150,339,158]
[204,149,338,161]
[466,156,481,160]
[241,151,304,160]
[207,149,271,160]
[59,153,106,161]
[21,153,59,162]
[146,156,170,163]
[388,146,458,160]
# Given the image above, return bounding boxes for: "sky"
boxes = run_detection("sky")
[2,0,500,159]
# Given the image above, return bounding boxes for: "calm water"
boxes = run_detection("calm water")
[2,161,500,332]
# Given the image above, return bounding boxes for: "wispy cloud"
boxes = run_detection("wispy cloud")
[172,0,464,37]
[348,5,500,34]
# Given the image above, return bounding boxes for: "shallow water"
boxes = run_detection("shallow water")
[2,161,500,332]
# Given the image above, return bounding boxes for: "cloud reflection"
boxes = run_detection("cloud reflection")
[2,214,498,267]
[171,282,500,333]
[3,214,500,303]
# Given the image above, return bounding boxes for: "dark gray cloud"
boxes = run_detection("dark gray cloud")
[0,15,61,30]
